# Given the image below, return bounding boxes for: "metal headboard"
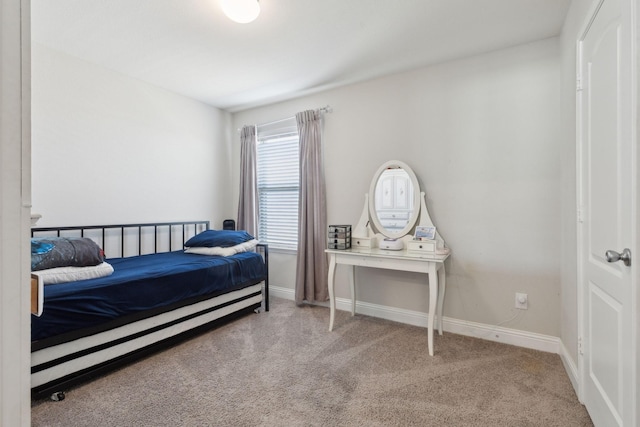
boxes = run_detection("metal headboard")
[31,221,210,258]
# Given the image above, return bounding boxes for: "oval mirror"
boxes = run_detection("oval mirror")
[368,160,421,239]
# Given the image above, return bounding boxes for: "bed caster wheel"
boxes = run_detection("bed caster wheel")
[254,308,262,313]
[50,391,65,401]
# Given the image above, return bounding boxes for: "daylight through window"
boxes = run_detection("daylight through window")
[256,117,299,250]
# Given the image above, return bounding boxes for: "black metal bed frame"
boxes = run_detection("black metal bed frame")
[31,220,270,311]
[31,220,211,258]
[30,220,269,398]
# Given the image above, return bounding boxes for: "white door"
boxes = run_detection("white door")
[578,0,636,426]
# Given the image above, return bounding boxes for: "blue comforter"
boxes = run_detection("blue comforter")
[31,251,266,342]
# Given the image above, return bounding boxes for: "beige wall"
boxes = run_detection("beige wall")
[233,37,563,337]
[31,44,235,228]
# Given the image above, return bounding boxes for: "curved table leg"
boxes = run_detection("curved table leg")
[436,264,446,335]
[427,263,438,356]
[349,265,356,316]
[328,254,337,331]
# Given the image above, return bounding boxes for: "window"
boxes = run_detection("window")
[256,118,299,250]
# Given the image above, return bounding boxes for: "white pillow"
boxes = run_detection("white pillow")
[35,262,114,285]
[184,239,259,257]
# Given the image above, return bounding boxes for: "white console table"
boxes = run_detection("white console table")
[326,248,450,356]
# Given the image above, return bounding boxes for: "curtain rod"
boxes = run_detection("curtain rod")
[257,116,293,128]
[237,105,333,133]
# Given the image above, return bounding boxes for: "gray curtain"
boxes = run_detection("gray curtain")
[237,125,258,236]
[295,110,328,304]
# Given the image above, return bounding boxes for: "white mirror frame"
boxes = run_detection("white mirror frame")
[368,160,421,239]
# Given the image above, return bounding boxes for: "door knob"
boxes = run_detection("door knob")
[605,248,631,266]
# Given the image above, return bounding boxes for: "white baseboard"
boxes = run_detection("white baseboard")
[270,285,560,354]
[442,317,560,353]
[559,340,581,398]
[269,286,296,301]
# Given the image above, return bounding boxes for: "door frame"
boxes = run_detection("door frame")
[575,0,638,424]
[0,0,32,424]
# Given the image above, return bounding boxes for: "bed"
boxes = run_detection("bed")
[30,221,269,399]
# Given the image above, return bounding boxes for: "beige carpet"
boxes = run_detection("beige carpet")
[32,297,593,426]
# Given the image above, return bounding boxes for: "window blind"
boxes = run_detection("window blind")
[256,118,299,250]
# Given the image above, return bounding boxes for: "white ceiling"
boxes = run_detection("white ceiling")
[31,0,572,112]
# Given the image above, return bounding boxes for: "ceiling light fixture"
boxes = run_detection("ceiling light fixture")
[221,0,260,24]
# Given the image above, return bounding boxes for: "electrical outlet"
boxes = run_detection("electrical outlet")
[515,293,528,310]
